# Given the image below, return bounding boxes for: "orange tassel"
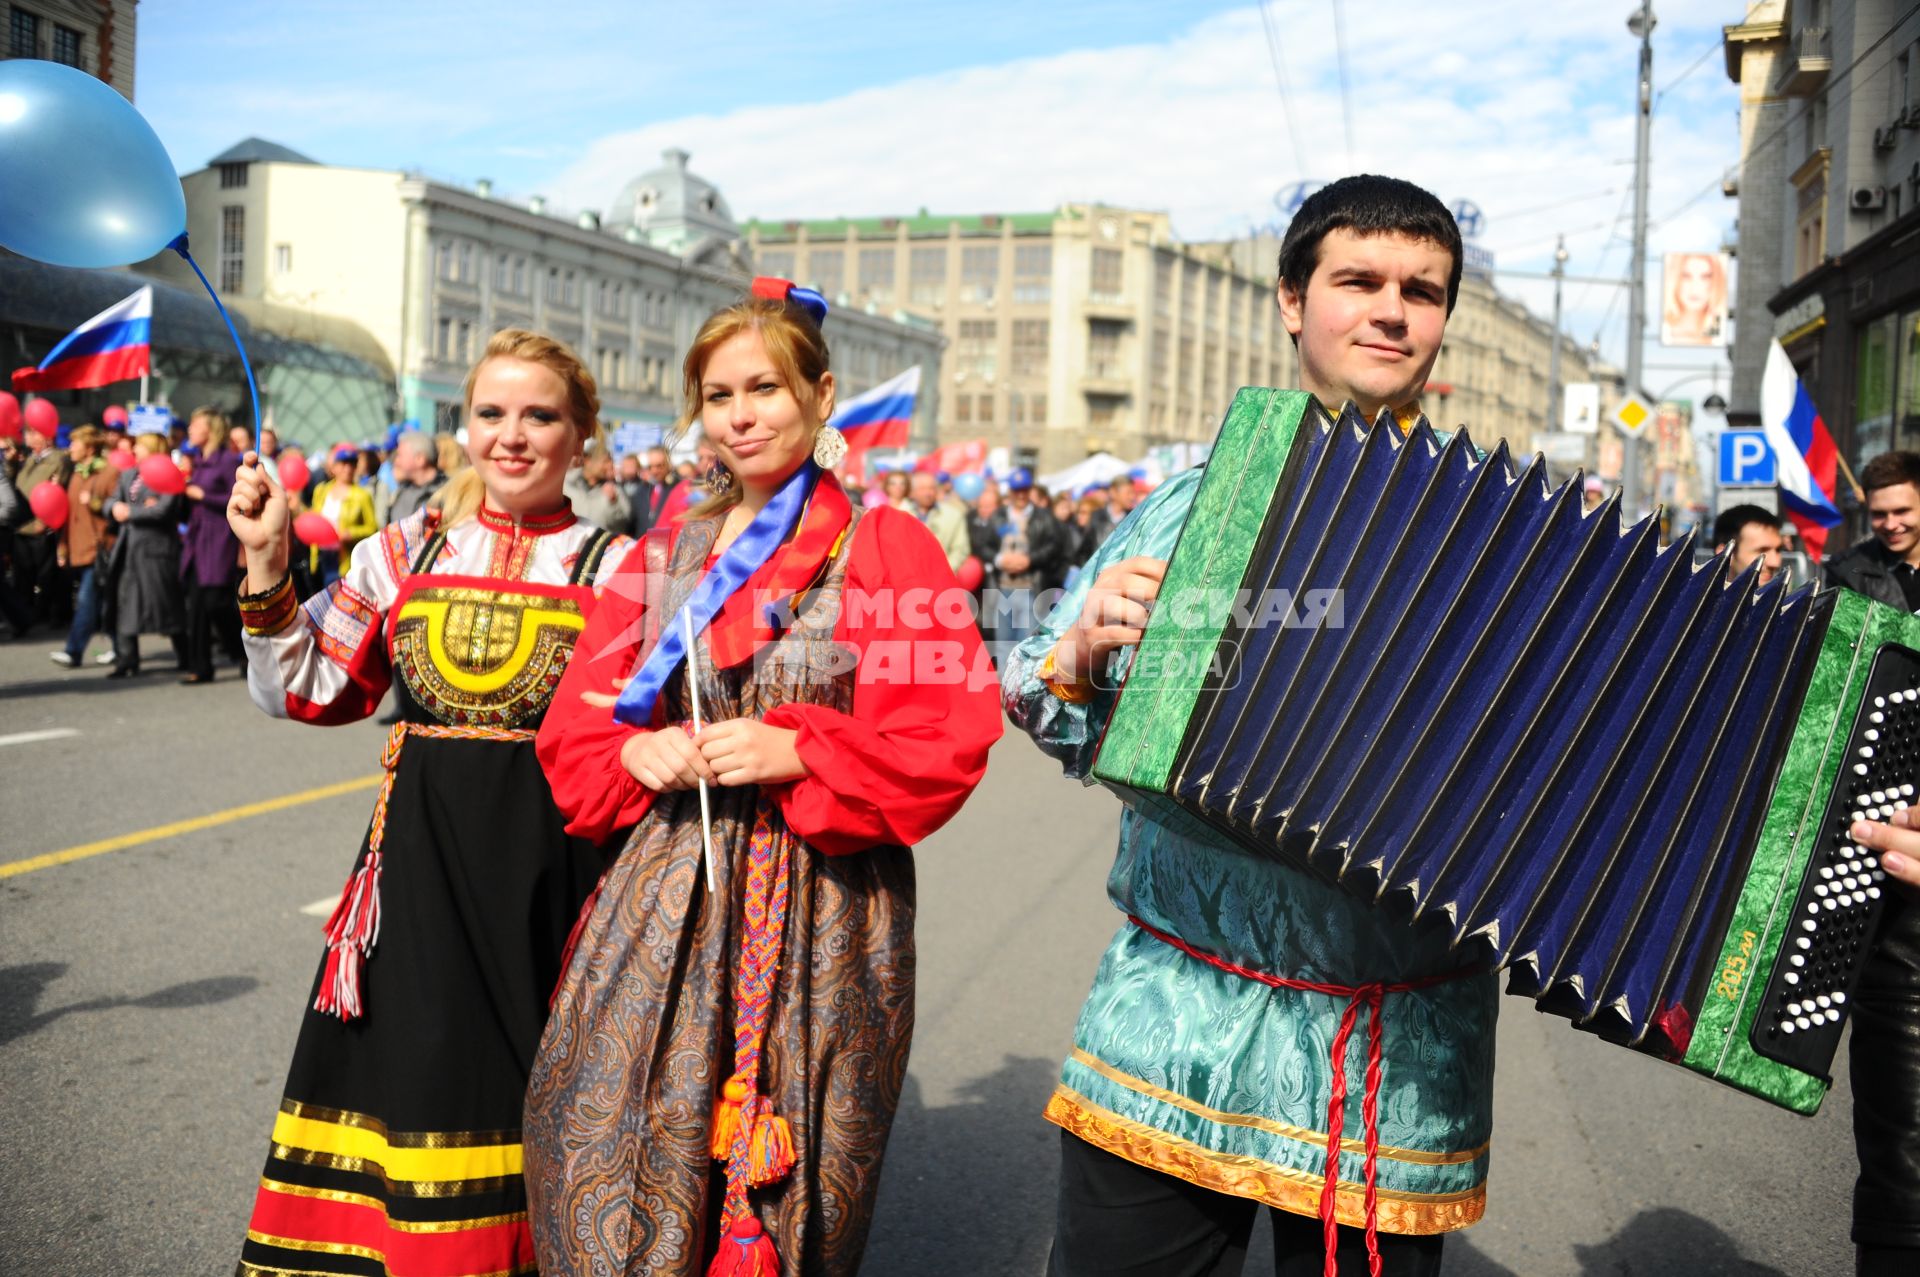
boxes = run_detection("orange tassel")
[706,1215,779,1277]
[746,1112,794,1187]
[711,1077,750,1159]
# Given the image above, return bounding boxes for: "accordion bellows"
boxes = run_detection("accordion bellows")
[1092,389,1920,1114]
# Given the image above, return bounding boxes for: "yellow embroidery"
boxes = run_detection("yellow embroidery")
[390,587,584,725]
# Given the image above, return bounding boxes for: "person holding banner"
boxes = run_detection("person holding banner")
[523,278,1001,1276]
[225,328,634,1277]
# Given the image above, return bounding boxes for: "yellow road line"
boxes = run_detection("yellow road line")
[0,775,382,879]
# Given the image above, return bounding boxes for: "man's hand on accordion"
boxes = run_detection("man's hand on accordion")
[1051,556,1168,687]
[1852,808,1920,893]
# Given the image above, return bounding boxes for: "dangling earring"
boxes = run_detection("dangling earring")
[705,463,736,497]
[812,424,847,471]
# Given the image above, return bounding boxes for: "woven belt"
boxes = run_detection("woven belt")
[1127,914,1472,1277]
[313,721,535,1020]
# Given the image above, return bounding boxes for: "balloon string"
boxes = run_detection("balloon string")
[169,234,264,452]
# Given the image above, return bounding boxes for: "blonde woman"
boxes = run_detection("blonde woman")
[526,280,1001,1275]
[226,330,635,1277]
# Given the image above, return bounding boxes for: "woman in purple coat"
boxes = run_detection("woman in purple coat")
[178,407,245,684]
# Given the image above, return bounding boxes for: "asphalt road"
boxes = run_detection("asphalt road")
[0,637,1860,1276]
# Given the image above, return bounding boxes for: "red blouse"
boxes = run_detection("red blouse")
[536,506,1003,854]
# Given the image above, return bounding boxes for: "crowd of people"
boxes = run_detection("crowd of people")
[1,391,1151,681]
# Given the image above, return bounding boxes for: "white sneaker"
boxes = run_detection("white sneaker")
[94,650,116,665]
[48,651,77,668]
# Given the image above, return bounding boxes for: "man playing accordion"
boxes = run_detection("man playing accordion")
[1006,175,1482,1276]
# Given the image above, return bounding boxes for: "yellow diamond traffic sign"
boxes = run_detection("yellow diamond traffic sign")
[1612,393,1655,435]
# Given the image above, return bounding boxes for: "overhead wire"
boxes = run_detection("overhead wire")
[1258,0,1312,180]
[1331,0,1357,170]
[1652,38,1724,107]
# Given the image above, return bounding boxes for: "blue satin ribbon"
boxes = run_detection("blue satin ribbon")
[612,460,820,726]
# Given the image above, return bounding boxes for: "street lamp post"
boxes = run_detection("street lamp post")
[1547,234,1568,450]
[1624,1,1656,520]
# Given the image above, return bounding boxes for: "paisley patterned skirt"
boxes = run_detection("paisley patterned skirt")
[524,780,916,1276]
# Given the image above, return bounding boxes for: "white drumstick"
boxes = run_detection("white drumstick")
[683,608,717,894]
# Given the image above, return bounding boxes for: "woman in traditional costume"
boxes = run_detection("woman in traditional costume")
[227,329,634,1277]
[525,279,1002,1276]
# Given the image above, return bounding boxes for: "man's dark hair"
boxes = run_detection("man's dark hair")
[1712,502,1779,548]
[1860,450,1920,495]
[1277,175,1465,316]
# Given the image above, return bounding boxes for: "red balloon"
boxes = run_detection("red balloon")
[956,554,984,592]
[29,480,68,530]
[107,446,136,471]
[138,452,185,495]
[22,397,57,437]
[277,452,311,493]
[0,391,20,438]
[293,512,342,549]
[102,405,129,427]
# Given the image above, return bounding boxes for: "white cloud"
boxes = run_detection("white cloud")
[539,0,1739,367]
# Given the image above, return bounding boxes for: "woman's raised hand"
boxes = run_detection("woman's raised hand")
[229,450,291,587]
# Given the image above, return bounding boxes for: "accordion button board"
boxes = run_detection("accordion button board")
[1750,646,1916,1075]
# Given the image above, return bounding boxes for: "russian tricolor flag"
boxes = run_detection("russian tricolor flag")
[11,285,153,394]
[1760,338,1843,561]
[830,366,920,478]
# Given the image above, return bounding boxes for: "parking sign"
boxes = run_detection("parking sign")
[1718,430,1776,487]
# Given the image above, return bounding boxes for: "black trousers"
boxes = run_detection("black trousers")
[1851,892,1920,1273]
[11,530,62,627]
[182,581,243,678]
[1049,1132,1447,1277]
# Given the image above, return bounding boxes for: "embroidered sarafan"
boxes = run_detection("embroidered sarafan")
[236,508,632,1277]
[390,587,585,727]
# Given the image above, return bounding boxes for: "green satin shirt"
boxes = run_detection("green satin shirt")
[1002,466,1499,1234]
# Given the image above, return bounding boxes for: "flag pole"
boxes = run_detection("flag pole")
[1835,451,1866,505]
[140,369,149,407]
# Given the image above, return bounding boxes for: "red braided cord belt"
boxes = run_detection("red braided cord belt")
[313,721,536,1021]
[1126,914,1473,1277]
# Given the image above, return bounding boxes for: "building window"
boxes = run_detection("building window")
[564,271,578,306]
[219,205,245,293]
[512,257,527,295]
[957,319,997,378]
[976,393,995,424]
[1154,255,1173,316]
[859,248,895,301]
[758,249,795,278]
[1014,244,1053,300]
[273,244,292,274]
[1090,248,1124,299]
[961,246,998,303]
[10,10,38,57]
[1089,320,1126,380]
[459,242,475,284]
[50,23,80,66]
[546,267,563,303]
[436,316,453,362]
[1011,319,1050,378]
[810,249,844,298]
[495,253,511,291]
[909,246,947,306]
[955,394,972,423]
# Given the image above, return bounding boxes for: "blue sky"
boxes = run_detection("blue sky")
[135,1,1743,386]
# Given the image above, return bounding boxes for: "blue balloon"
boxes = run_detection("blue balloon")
[0,60,185,268]
[952,472,985,501]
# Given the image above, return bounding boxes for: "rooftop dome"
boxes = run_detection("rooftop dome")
[613,148,738,258]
